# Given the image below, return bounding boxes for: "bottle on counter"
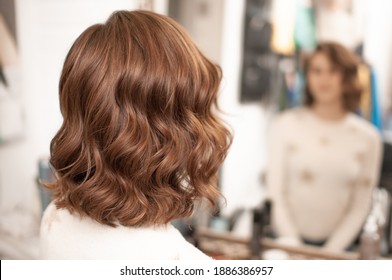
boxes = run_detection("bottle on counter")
[359,215,381,260]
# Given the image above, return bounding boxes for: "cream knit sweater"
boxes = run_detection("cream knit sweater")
[40,202,210,260]
[267,108,382,251]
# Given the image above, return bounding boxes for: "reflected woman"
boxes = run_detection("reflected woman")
[267,42,382,251]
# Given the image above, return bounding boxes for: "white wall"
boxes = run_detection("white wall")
[153,0,169,16]
[170,0,223,64]
[219,0,268,216]
[363,0,392,116]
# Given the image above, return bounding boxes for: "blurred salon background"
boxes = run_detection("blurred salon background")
[0,0,391,259]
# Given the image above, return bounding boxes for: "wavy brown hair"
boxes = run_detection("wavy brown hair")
[46,10,232,227]
[304,42,362,111]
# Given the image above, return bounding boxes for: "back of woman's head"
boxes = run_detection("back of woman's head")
[48,10,232,227]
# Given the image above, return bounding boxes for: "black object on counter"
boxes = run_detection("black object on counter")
[250,199,272,259]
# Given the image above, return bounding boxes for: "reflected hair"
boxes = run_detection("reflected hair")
[304,42,362,112]
[47,10,232,227]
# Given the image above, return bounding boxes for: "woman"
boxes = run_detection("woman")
[267,42,382,251]
[40,10,232,259]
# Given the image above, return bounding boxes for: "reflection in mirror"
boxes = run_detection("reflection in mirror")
[191,0,392,260]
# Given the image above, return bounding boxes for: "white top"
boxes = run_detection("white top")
[40,202,211,260]
[267,108,382,251]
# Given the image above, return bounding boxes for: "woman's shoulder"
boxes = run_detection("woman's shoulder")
[41,201,182,238]
[40,202,211,259]
[346,113,382,143]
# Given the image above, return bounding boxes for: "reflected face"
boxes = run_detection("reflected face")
[307,52,343,106]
